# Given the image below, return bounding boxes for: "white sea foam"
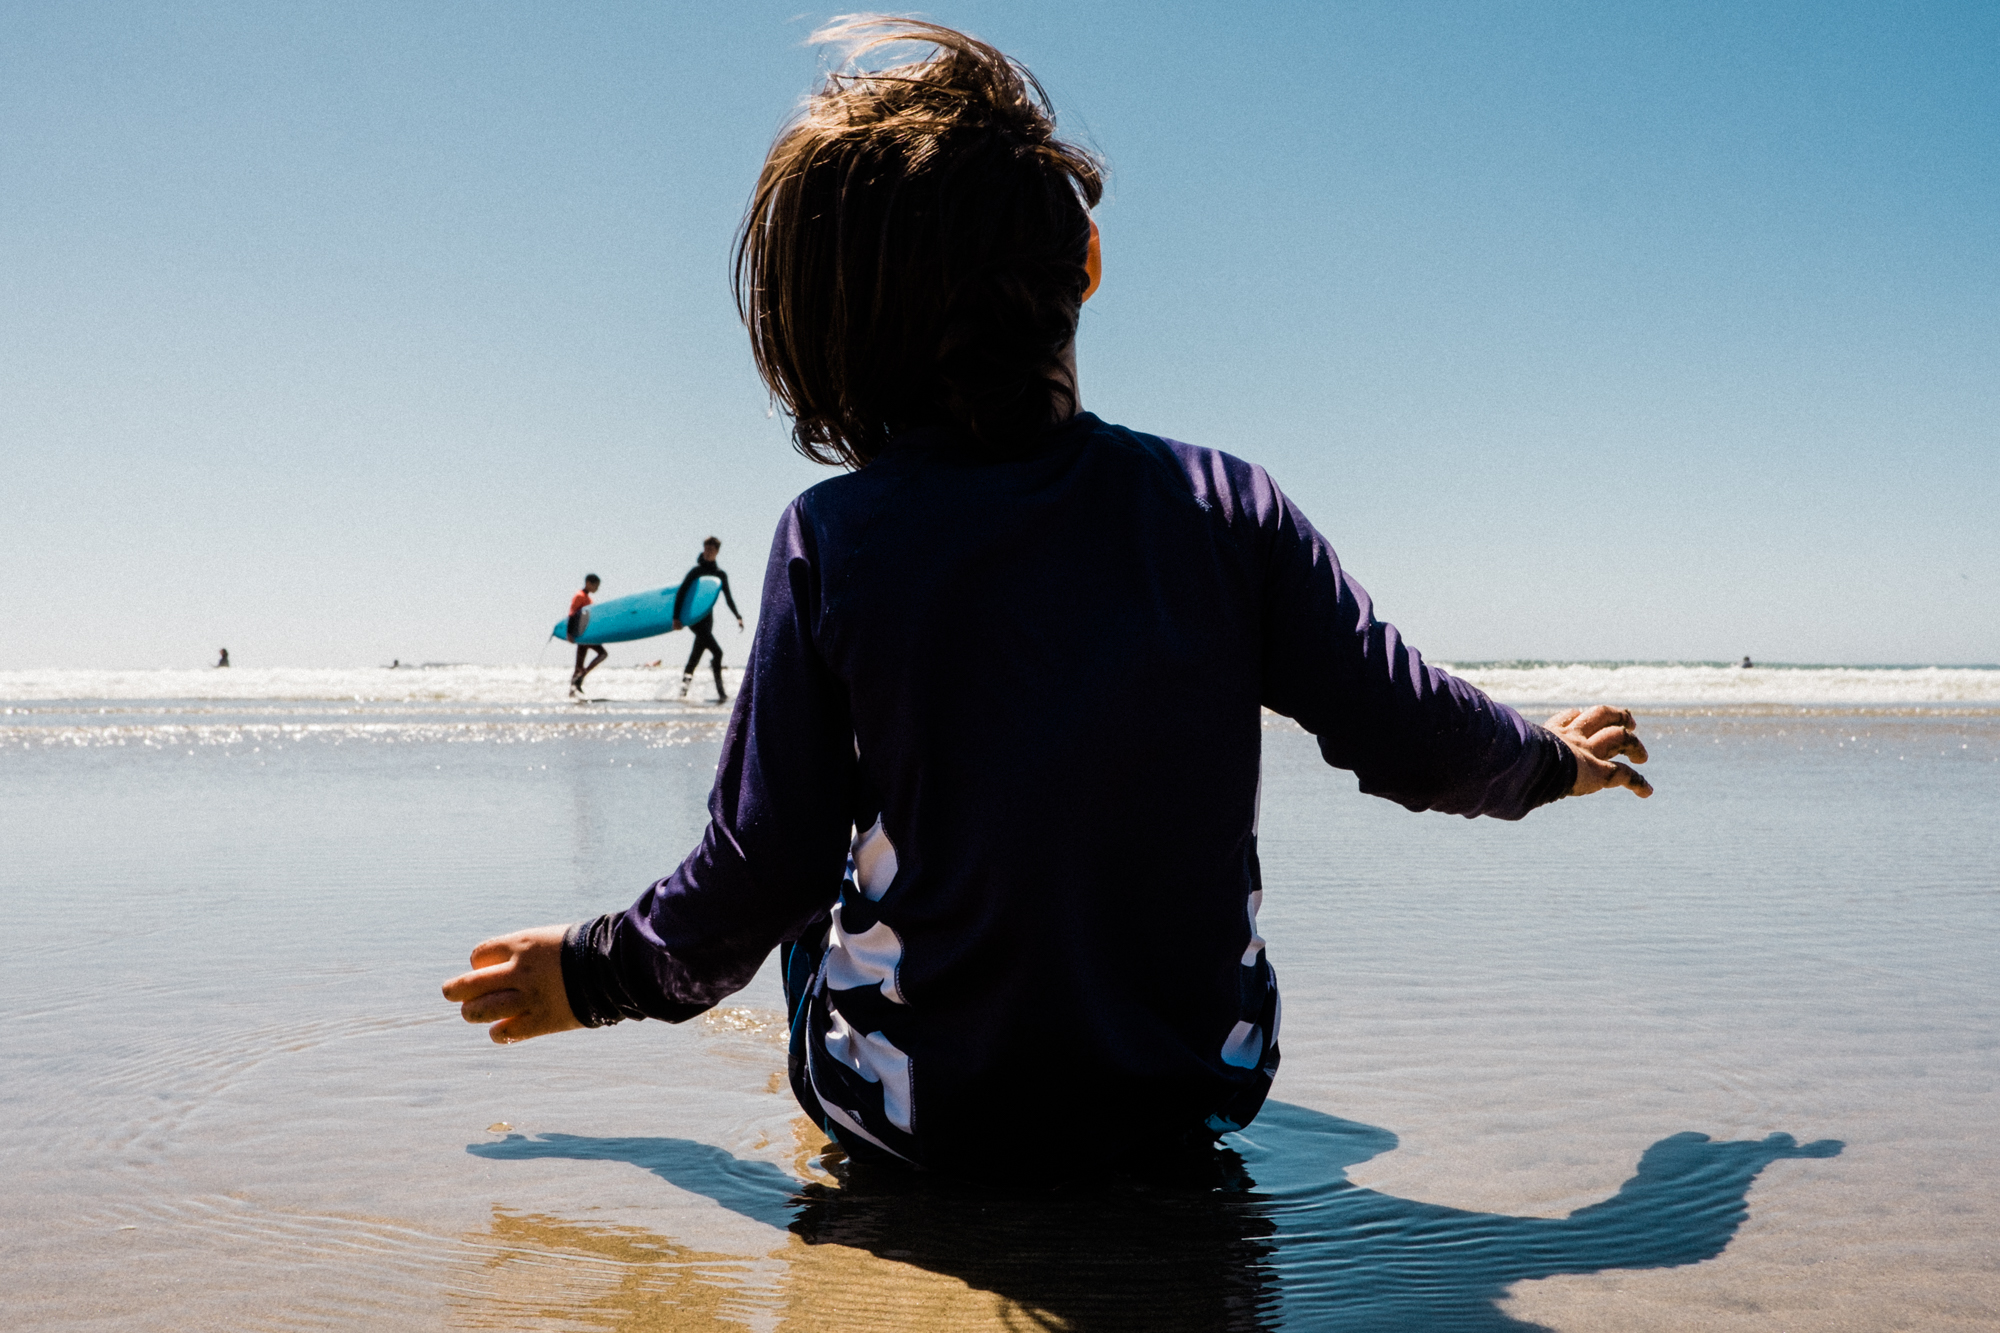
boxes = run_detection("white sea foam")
[0,662,1996,708]
[1439,662,2000,707]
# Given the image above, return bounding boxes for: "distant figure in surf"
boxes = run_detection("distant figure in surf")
[446,20,1654,1177]
[215,648,229,668]
[1741,656,1754,668]
[568,574,607,698]
[672,537,742,703]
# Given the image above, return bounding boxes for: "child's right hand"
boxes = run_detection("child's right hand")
[440,925,585,1043]
[1546,705,1654,798]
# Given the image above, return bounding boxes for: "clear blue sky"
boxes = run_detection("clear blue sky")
[3,1,1994,668]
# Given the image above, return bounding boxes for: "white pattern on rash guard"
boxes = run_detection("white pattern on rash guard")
[1220,1019,1265,1069]
[813,816,918,1142]
[824,1008,916,1132]
[826,908,905,1001]
[824,820,908,1001]
[808,1058,909,1159]
[1241,888,1266,966]
[852,818,898,900]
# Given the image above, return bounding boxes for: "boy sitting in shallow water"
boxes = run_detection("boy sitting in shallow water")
[443,18,1650,1174]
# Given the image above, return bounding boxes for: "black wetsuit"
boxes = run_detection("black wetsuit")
[674,557,740,694]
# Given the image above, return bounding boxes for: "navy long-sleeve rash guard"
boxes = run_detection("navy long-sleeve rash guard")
[563,413,1574,1163]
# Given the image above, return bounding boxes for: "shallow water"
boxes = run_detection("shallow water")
[2,698,1995,1330]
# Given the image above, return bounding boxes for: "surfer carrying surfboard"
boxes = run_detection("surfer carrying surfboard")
[567,574,606,698]
[446,19,1652,1177]
[671,538,742,703]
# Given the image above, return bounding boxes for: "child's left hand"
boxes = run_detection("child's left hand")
[1545,705,1653,798]
[441,925,585,1043]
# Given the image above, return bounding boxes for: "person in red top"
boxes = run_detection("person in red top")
[567,574,606,698]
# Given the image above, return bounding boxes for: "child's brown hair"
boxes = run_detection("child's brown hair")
[734,18,1104,467]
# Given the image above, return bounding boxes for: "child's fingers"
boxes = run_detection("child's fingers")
[468,938,514,969]
[1607,761,1654,796]
[1568,704,1636,736]
[487,998,584,1043]
[1582,725,1649,764]
[460,986,527,1026]
[1569,750,1654,798]
[440,959,513,1003]
[488,1010,560,1044]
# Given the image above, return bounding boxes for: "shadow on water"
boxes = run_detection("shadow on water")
[465,1101,1839,1332]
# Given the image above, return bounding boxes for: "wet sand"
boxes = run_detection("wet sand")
[2,701,1995,1329]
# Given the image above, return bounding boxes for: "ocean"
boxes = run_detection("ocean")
[3,665,1996,1330]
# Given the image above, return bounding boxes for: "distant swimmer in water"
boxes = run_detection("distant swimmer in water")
[673,537,743,703]
[568,574,607,698]
[215,648,230,668]
[1740,656,1754,669]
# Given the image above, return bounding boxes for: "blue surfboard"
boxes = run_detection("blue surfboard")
[554,577,722,645]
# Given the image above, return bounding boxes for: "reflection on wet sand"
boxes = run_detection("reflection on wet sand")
[456,1116,1101,1331]
[459,1209,778,1331]
[458,1105,1838,1332]
[460,1206,1094,1332]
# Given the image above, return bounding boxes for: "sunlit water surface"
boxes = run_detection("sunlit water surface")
[2,697,1995,1331]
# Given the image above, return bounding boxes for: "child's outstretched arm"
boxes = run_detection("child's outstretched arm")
[1240,458,1651,816]
[440,925,583,1044]
[441,500,856,1043]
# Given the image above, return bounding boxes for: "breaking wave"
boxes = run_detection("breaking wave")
[1,662,1996,708]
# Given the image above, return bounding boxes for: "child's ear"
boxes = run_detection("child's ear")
[1083,217,1102,303]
